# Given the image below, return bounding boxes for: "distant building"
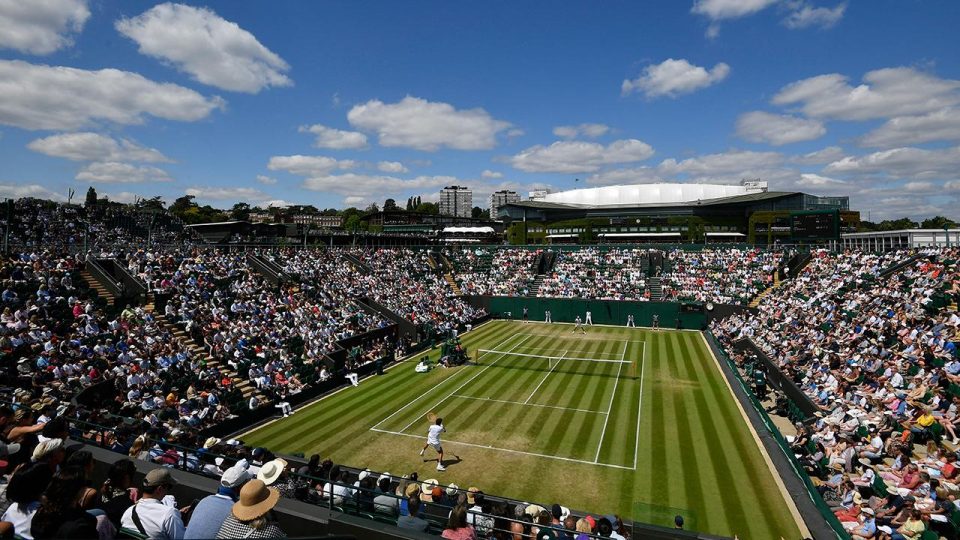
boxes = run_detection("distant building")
[249,212,273,224]
[291,214,343,228]
[488,190,520,220]
[529,189,551,200]
[438,186,472,217]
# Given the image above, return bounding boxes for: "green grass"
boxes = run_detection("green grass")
[241,320,800,539]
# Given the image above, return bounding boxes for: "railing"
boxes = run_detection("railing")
[84,254,125,301]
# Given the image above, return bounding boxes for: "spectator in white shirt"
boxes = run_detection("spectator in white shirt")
[120,468,186,540]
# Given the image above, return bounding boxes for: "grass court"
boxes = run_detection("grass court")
[240,320,802,538]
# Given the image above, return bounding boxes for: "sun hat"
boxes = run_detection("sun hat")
[232,479,281,522]
[446,484,459,497]
[862,507,875,516]
[256,458,288,486]
[0,441,22,458]
[32,438,64,461]
[203,437,221,449]
[221,465,252,489]
[421,478,438,494]
[143,468,178,488]
[358,469,372,481]
[466,487,480,505]
[404,482,421,497]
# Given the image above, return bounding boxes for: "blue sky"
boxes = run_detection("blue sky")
[1,0,959,219]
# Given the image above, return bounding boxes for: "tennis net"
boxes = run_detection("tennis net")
[475,348,635,378]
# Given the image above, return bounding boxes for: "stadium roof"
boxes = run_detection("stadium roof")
[536,182,769,207]
[506,190,801,211]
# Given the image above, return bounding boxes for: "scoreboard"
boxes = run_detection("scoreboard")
[790,210,840,241]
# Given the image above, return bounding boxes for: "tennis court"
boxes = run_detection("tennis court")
[371,332,645,469]
[240,320,803,538]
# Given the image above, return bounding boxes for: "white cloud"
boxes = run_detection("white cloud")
[586,166,662,186]
[783,3,846,29]
[267,155,356,176]
[298,123,368,149]
[75,162,173,184]
[510,139,655,173]
[116,3,291,93]
[902,181,935,193]
[27,132,171,163]
[344,196,365,206]
[691,0,777,20]
[481,170,504,179]
[255,174,277,185]
[377,161,408,173]
[824,146,960,179]
[0,182,64,200]
[0,0,90,55]
[790,146,845,165]
[185,186,270,202]
[736,111,826,145]
[659,149,784,176]
[347,96,512,151]
[796,173,847,187]
[772,67,960,121]
[553,123,610,139]
[859,108,960,148]
[622,58,730,99]
[0,59,224,131]
[302,173,455,199]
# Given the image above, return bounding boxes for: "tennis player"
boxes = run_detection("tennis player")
[420,417,447,471]
[573,315,586,334]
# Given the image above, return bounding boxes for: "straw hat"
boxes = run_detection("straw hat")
[232,479,280,522]
[256,458,288,486]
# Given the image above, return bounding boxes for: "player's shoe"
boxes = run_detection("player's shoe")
[436,464,446,471]
[419,448,425,456]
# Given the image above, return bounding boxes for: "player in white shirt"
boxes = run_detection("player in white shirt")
[420,417,447,471]
[585,311,593,325]
[572,316,586,334]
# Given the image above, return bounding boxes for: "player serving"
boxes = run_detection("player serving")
[420,416,447,471]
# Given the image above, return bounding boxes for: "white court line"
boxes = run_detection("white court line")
[370,331,521,431]
[370,427,634,471]
[594,339,629,463]
[395,335,534,434]
[512,345,622,358]
[633,340,647,470]
[523,349,566,405]
[450,394,607,415]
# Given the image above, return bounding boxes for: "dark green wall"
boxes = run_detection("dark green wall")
[467,296,707,329]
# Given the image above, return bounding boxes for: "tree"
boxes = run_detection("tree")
[138,196,165,211]
[415,196,421,207]
[365,202,380,214]
[230,202,251,221]
[921,216,957,229]
[471,206,485,219]
[414,202,439,214]
[406,197,413,211]
[169,195,197,215]
[383,198,399,212]
[878,217,918,231]
[84,187,97,207]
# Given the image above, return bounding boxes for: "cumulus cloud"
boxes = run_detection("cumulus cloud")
[301,173,456,199]
[824,146,960,179]
[116,3,291,93]
[790,146,846,165]
[510,139,655,173]
[622,58,730,99]
[75,162,173,184]
[0,0,90,55]
[481,170,504,179]
[553,123,610,139]
[782,3,846,29]
[796,173,847,187]
[255,174,277,185]
[184,186,270,201]
[586,166,662,186]
[659,149,784,176]
[736,111,826,146]
[377,161,408,173]
[691,0,777,20]
[298,123,368,149]
[859,108,960,148]
[0,182,64,200]
[347,96,512,151]
[266,155,356,176]
[27,132,171,163]
[0,59,224,131]
[773,67,960,121]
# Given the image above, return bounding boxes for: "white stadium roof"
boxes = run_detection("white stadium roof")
[538,182,767,207]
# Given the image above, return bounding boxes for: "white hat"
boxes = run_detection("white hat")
[203,437,221,449]
[32,438,64,461]
[358,469,372,481]
[421,478,439,494]
[221,465,252,489]
[256,458,288,486]
[446,483,459,497]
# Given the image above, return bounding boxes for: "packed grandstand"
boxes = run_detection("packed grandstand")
[1,198,959,539]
